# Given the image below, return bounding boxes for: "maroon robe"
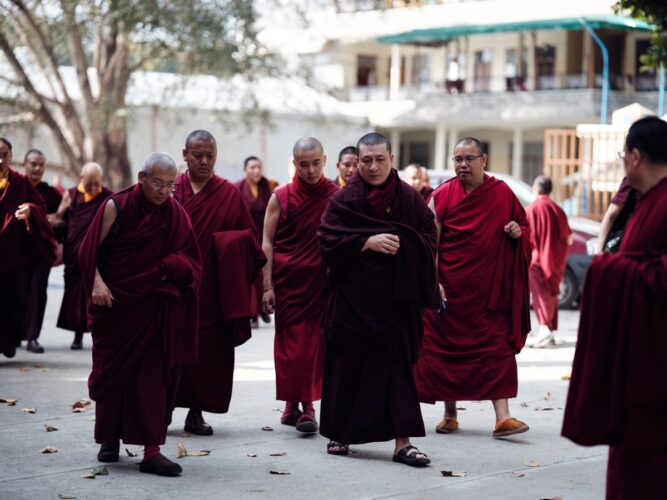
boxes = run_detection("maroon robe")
[79,184,201,445]
[173,174,261,413]
[562,177,667,500]
[57,187,113,334]
[420,185,434,201]
[273,175,338,402]
[0,169,55,354]
[234,176,276,317]
[526,195,571,330]
[318,170,439,444]
[414,174,531,402]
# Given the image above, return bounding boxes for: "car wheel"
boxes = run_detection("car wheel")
[559,267,578,309]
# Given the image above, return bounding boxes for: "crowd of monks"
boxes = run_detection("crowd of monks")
[0,119,664,498]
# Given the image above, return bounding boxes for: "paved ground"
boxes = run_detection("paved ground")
[0,271,607,500]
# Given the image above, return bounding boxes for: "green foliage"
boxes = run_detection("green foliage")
[615,0,667,69]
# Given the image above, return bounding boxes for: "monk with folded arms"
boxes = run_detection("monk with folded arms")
[562,116,667,500]
[262,137,338,433]
[173,130,263,436]
[56,162,112,350]
[413,137,531,438]
[79,152,202,477]
[0,138,55,359]
[318,133,439,466]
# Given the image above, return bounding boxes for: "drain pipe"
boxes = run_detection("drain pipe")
[580,19,609,124]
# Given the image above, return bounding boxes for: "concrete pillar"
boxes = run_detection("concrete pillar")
[390,44,401,100]
[447,129,459,167]
[512,128,524,180]
[390,129,401,165]
[434,123,447,170]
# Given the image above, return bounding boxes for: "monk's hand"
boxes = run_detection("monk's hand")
[363,234,400,255]
[439,283,447,301]
[92,276,114,308]
[504,221,521,239]
[262,288,276,315]
[14,203,31,220]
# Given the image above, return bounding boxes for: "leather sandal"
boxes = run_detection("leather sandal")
[436,417,459,434]
[392,445,431,467]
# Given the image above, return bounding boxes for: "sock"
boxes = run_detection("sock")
[283,402,298,415]
[143,445,160,462]
[301,401,315,414]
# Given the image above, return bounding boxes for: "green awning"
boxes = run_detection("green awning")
[377,15,655,46]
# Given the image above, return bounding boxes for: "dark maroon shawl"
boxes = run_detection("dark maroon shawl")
[35,182,62,214]
[79,184,202,400]
[234,177,276,239]
[318,172,439,361]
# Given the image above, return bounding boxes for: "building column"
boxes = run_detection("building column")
[390,44,401,100]
[447,129,459,166]
[390,129,401,165]
[512,128,524,180]
[434,123,447,170]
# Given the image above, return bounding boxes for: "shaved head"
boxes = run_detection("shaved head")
[81,162,103,177]
[141,152,177,175]
[80,162,104,196]
[185,130,216,149]
[293,137,324,157]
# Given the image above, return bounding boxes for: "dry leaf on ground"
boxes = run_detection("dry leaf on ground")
[456,407,467,410]
[58,495,76,499]
[520,402,528,408]
[72,408,86,413]
[534,406,555,411]
[247,453,257,458]
[270,452,287,456]
[80,473,96,479]
[441,471,467,477]
[71,399,93,411]
[511,471,525,477]
[40,368,49,372]
[176,442,210,458]
[20,367,30,372]
[272,407,282,412]
[44,424,58,432]
[0,398,18,406]
[125,449,137,457]
[270,470,291,475]
[544,392,553,401]
[23,408,37,414]
[524,461,540,467]
[40,446,58,453]
[262,426,274,431]
[176,443,187,458]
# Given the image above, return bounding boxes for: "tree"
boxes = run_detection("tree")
[615,0,667,70]
[0,0,276,188]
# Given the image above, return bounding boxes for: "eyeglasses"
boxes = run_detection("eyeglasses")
[617,151,626,160]
[452,154,483,165]
[148,180,176,191]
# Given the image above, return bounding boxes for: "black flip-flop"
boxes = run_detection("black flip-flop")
[392,445,431,467]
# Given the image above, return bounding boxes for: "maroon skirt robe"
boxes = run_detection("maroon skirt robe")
[413,175,531,403]
[79,184,201,445]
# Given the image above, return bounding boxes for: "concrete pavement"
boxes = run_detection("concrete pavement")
[0,271,606,500]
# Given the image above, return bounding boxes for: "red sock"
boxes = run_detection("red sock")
[143,445,160,462]
[302,401,314,415]
[283,401,298,415]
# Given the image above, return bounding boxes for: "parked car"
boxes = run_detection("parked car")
[405,169,600,308]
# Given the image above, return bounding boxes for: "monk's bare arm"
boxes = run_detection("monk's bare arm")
[428,197,446,301]
[91,200,117,308]
[261,194,280,314]
[54,190,71,224]
[597,202,622,254]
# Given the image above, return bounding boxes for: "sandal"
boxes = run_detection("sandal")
[326,441,349,456]
[392,445,431,467]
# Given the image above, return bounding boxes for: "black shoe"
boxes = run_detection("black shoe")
[139,453,182,477]
[27,340,45,353]
[3,345,16,358]
[71,341,83,350]
[97,441,120,463]
[260,312,271,324]
[250,319,259,329]
[184,410,213,436]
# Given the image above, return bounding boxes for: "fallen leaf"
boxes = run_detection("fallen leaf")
[544,392,553,401]
[71,399,93,410]
[125,448,137,457]
[520,402,529,408]
[80,473,95,479]
[40,446,58,453]
[270,451,287,457]
[456,407,467,411]
[272,407,282,412]
[247,453,257,458]
[524,461,540,468]
[0,398,18,406]
[176,442,187,458]
[270,470,291,475]
[176,442,209,458]
[44,424,58,432]
[534,406,555,411]
[262,426,274,431]
[511,471,525,478]
[91,466,108,476]
[40,368,49,372]
[58,495,77,499]
[441,471,467,477]
[72,408,86,413]
[23,407,37,414]
[20,367,30,372]
[561,374,571,381]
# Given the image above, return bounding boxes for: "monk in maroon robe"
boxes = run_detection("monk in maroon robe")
[526,176,572,348]
[56,163,112,350]
[262,137,338,433]
[332,146,357,188]
[79,152,201,476]
[318,133,439,465]
[0,138,55,359]
[173,130,264,436]
[234,155,277,326]
[562,117,667,500]
[413,137,531,438]
[22,149,62,353]
[403,163,433,201]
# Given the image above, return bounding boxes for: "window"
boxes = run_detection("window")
[411,54,430,85]
[536,45,556,90]
[474,49,493,92]
[357,55,377,87]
